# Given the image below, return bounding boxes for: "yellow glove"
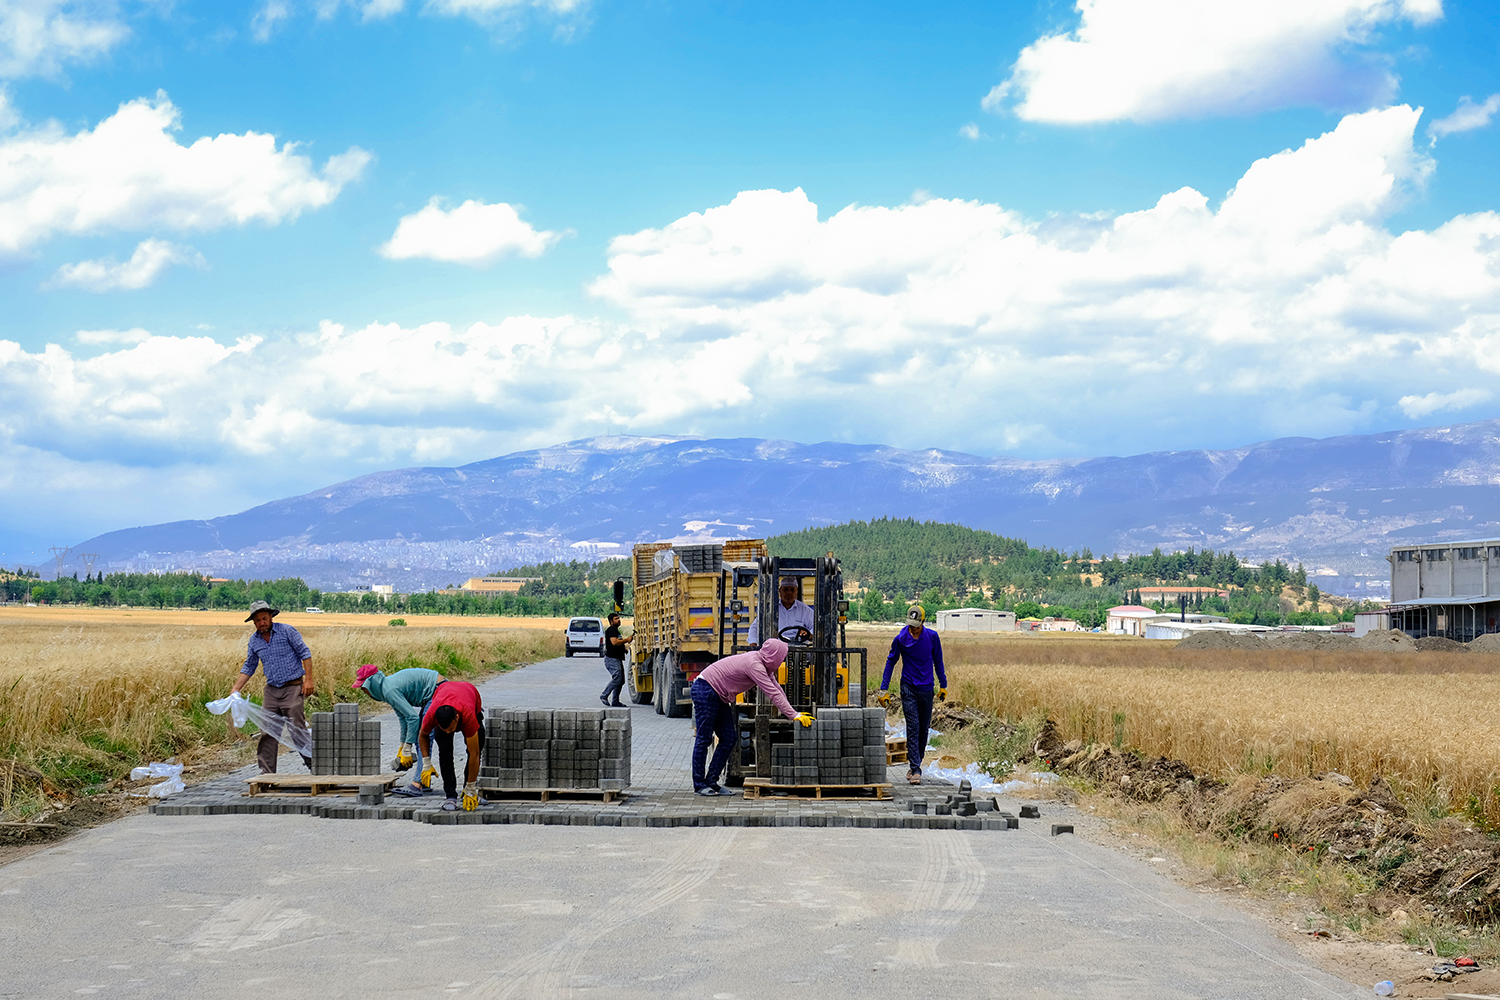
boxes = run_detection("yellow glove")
[938,687,947,702]
[420,765,436,788]
[876,690,892,707]
[395,744,415,769]
[462,782,479,811]
[794,712,814,728]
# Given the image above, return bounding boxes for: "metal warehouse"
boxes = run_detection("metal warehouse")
[1387,538,1500,642]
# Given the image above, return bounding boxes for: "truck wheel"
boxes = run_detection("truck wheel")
[627,657,651,705]
[664,652,689,718]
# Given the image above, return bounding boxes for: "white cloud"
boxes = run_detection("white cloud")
[249,0,584,35]
[250,1,293,41]
[985,0,1443,124]
[378,198,562,265]
[7,103,1500,526]
[958,123,981,140]
[0,0,130,79]
[47,239,206,291]
[1428,94,1500,143]
[0,91,370,256]
[1398,388,1492,418]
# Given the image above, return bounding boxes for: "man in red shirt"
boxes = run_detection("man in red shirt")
[418,681,484,811]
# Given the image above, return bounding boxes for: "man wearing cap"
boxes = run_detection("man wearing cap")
[747,577,815,647]
[353,665,445,792]
[690,638,813,795]
[877,606,947,785]
[417,680,485,811]
[231,600,314,773]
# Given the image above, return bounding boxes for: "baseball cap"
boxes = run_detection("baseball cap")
[905,606,926,625]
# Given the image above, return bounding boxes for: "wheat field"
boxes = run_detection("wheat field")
[0,621,562,803]
[940,633,1500,825]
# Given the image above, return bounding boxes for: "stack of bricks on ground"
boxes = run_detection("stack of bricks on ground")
[770,707,887,786]
[481,708,632,791]
[310,704,383,775]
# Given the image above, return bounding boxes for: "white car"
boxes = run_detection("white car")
[565,617,605,657]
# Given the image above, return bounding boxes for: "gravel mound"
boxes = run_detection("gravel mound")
[1413,635,1470,653]
[1352,628,1418,651]
[1469,632,1500,654]
[1176,630,1356,651]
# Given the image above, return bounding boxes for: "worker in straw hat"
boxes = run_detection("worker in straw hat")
[877,605,946,785]
[231,600,315,773]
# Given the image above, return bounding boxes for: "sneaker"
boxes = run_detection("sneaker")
[695,787,719,796]
[442,797,459,811]
[907,772,922,785]
[600,695,610,706]
[610,702,626,708]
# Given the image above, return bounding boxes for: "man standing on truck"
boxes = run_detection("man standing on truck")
[877,606,947,785]
[690,638,813,795]
[599,612,629,707]
[748,576,815,646]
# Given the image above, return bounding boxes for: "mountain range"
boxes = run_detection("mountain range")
[70,420,1500,597]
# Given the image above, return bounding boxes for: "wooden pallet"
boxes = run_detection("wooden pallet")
[886,736,908,766]
[479,787,623,804]
[741,778,892,801]
[244,772,399,797]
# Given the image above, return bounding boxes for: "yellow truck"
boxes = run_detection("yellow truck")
[626,539,868,781]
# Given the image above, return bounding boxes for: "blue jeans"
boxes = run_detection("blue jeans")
[901,682,934,775]
[601,657,625,703]
[691,678,738,790]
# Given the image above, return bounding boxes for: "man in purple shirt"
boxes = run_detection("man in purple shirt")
[231,600,315,773]
[690,639,813,795]
[878,606,946,785]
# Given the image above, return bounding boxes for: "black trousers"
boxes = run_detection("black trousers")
[433,722,485,799]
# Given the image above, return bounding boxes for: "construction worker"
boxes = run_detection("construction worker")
[877,606,947,785]
[747,576,815,646]
[352,664,444,794]
[417,680,484,811]
[599,612,629,707]
[231,600,314,773]
[690,638,813,795]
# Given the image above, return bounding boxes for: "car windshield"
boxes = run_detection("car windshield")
[569,620,601,632]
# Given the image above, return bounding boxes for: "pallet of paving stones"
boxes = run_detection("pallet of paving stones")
[480,706,631,793]
[885,736,908,765]
[740,778,893,801]
[477,786,625,803]
[244,772,400,797]
[766,706,891,789]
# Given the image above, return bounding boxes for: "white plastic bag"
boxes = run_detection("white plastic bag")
[206,692,313,758]
[920,759,1062,796]
[128,761,185,798]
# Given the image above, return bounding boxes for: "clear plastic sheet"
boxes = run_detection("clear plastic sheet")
[920,759,1061,796]
[128,761,185,798]
[206,692,314,758]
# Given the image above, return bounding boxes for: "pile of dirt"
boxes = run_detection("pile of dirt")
[1354,629,1420,651]
[1413,635,1470,653]
[1176,630,1362,651]
[1025,721,1500,922]
[929,702,990,730]
[1471,633,1500,654]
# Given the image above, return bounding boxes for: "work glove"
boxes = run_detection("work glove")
[938,687,947,702]
[419,764,436,789]
[393,743,415,770]
[462,781,479,811]
[794,712,814,728]
[876,689,892,707]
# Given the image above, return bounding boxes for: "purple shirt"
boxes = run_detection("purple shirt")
[242,622,312,687]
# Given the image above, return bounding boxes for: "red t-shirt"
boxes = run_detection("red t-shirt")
[419,681,482,739]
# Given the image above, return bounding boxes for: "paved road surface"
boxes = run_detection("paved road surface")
[0,655,1364,999]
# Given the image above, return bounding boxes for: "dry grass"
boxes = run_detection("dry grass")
[0,621,561,812]
[943,633,1500,826]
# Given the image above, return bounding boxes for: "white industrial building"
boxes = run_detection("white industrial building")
[934,608,1016,632]
[1386,539,1500,642]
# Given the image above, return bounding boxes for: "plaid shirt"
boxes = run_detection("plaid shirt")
[242,622,312,687]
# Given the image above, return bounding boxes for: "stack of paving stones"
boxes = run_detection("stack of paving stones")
[479,706,631,791]
[309,703,383,775]
[673,543,723,573]
[770,707,887,786]
[910,779,1020,828]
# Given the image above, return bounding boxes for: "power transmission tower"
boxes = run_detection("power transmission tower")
[78,552,98,578]
[49,546,71,580]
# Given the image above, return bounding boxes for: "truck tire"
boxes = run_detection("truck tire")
[627,656,652,705]
[651,653,663,716]
[664,652,689,718]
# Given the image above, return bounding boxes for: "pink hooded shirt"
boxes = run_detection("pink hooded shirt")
[697,639,797,719]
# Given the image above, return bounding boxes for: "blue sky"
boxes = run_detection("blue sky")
[2,0,1499,559]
